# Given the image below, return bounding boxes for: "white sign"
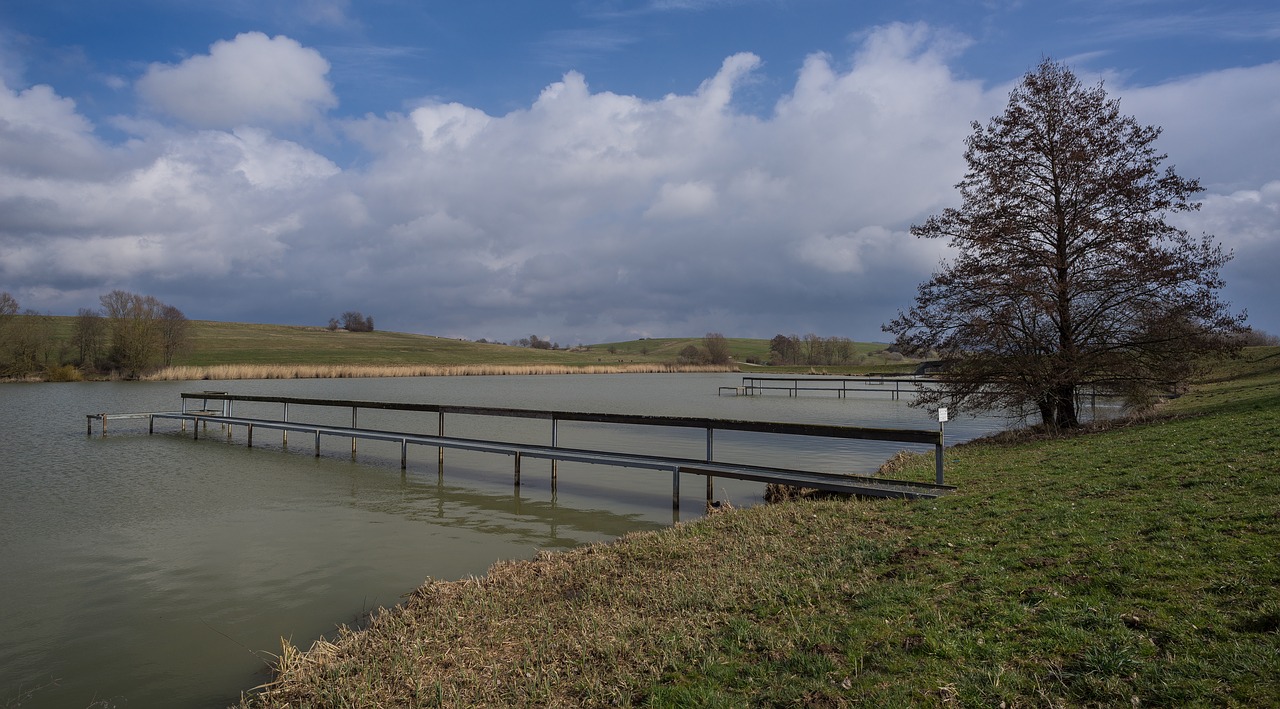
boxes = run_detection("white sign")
[937,407,949,423]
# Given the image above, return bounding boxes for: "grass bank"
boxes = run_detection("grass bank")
[240,346,1279,707]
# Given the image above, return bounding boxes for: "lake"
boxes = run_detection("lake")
[0,373,1016,707]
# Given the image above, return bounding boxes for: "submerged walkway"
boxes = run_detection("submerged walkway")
[88,392,953,506]
[719,375,941,399]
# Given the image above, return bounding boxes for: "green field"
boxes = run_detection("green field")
[21,316,908,374]
[242,348,1279,707]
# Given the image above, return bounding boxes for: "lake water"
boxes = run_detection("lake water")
[0,373,1018,707]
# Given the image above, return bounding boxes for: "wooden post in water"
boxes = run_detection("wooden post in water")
[282,403,288,446]
[351,407,358,458]
[400,439,407,470]
[314,430,321,457]
[514,452,522,486]
[248,424,254,448]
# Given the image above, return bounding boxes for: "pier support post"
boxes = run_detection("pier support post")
[438,414,445,466]
[315,430,321,457]
[193,418,199,440]
[401,440,407,470]
[248,424,254,448]
[149,415,154,435]
[551,416,559,479]
[514,452,521,486]
[705,427,714,504]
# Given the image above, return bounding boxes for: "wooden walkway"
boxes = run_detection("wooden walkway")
[87,392,953,507]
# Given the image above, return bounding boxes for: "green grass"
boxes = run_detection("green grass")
[240,348,1280,707]
[176,321,586,367]
[25,316,904,372]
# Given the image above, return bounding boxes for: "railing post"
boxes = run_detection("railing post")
[351,407,358,457]
[438,413,445,468]
[551,415,559,480]
[672,468,680,509]
[401,439,407,470]
[282,403,288,446]
[705,427,714,503]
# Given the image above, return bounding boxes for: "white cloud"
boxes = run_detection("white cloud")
[0,79,110,178]
[136,32,337,129]
[2,25,1278,342]
[1121,62,1280,193]
[645,181,717,219]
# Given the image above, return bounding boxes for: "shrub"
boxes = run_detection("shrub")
[45,364,84,382]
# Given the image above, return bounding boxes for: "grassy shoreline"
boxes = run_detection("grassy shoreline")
[238,347,1279,707]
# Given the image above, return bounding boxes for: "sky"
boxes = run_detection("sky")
[1,0,1278,345]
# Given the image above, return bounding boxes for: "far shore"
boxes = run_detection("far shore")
[141,362,738,381]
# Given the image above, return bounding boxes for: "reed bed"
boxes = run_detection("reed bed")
[144,362,734,381]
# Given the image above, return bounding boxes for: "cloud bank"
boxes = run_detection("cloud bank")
[2,23,1277,343]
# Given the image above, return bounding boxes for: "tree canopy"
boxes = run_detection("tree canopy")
[886,59,1245,428]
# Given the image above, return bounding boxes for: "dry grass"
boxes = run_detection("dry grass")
[242,503,897,707]
[144,363,733,381]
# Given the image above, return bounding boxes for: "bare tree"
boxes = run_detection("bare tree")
[3,310,54,376]
[71,308,107,370]
[703,332,732,365]
[0,291,16,320]
[340,311,375,332]
[886,59,1245,428]
[99,290,164,378]
[158,305,190,366]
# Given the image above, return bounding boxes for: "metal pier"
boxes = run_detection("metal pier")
[718,375,941,400]
[87,392,953,507]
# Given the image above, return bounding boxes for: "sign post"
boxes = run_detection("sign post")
[935,408,948,485]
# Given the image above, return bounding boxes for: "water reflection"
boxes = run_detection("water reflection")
[1,374,1013,707]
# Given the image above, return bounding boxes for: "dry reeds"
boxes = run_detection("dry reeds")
[144,363,734,381]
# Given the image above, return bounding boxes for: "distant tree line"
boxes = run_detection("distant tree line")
[327,311,375,332]
[511,334,562,350]
[768,334,857,366]
[0,289,188,380]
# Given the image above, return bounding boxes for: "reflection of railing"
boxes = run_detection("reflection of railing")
[87,391,953,508]
[719,375,941,400]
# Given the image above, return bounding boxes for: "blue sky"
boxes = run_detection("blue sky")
[2,0,1278,344]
